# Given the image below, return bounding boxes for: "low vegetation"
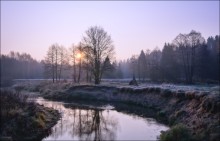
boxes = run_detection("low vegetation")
[30,82,219,141]
[159,124,193,141]
[0,89,60,140]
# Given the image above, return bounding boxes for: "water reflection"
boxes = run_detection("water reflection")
[36,98,118,140]
[35,98,169,141]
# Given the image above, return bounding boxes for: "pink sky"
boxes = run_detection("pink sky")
[1,1,219,61]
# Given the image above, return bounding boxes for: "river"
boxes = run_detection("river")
[35,97,169,140]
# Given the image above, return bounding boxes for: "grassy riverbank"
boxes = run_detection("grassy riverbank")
[17,82,220,141]
[0,89,60,140]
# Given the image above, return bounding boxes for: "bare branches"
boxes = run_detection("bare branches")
[173,30,205,84]
[44,44,68,83]
[43,26,115,84]
[82,26,115,84]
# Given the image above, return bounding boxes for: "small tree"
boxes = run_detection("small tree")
[138,50,147,81]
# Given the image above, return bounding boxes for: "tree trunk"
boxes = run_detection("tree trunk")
[86,59,89,82]
[95,78,100,84]
[59,64,62,82]
[55,49,58,82]
[52,64,54,83]
[86,68,88,82]
[78,58,81,83]
[94,58,100,84]
[138,60,140,81]
[73,57,76,83]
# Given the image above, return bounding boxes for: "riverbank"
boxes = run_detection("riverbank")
[35,82,219,141]
[0,89,61,140]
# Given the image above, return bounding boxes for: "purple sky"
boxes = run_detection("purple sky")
[1,1,219,61]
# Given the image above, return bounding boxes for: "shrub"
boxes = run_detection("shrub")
[143,88,149,92]
[173,90,185,99]
[14,85,25,94]
[36,112,46,121]
[33,117,45,129]
[195,92,207,100]
[168,115,176,126]
[147,87,155,93]
[154,87,161,93]
[8,109,20,119]
[128,88,134,93]
[157,110,166,117]
[42,89,51,95]
[119,87,126,93]
[112,91,118,96]
[174,110,187,118]
[159,124,193,141]
[161,89,172,97]
[0,89,28,109]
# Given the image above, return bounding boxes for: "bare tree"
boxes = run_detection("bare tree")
[173,30,205,84]
[76,42,84,83]
[55,46,58,82]
[44,43,66,83]
[44,44,56,83]
[58,46,68,81]
[83,45,92,83]
[69,45,77,83]
[82,26,115,84]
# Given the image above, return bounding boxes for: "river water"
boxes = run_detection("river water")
[35,98,169,140]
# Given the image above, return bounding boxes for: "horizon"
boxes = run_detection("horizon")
[1,1,219,61]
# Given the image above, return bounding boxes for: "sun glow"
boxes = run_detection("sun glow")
[76,53,82,59]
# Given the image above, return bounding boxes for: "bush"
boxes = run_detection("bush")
[157,110,166,117]
[185,91,196,99]
[154,87,161,93]
[36,112,46,121]
[173,90,185,99]
[33,117,45,129]
[112,91,118,96]
[168,116,176,126]
[1,89,29,108]
[161,89,172,97]
[159,124,193,141]
[42,89,51,95]
[174,110,187,119]
[147,87,155,93]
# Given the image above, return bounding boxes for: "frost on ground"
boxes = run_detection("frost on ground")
[101,79,219,95]
[12,78,219,95]
[10,79,219,141]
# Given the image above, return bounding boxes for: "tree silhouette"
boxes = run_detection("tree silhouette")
[173,30,205,84]
[82,26,115,84]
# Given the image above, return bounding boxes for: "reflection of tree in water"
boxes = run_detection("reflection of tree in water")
[82,109,117,141]
[70,108,118,141]
[37,98,118,141]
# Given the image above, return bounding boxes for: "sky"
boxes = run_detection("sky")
[1,1,219,61]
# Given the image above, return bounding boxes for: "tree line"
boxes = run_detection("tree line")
[114,30,219,84]
[0,52,44,86]
[1,28,219,86]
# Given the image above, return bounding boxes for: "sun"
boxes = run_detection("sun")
[76,53,82,59]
